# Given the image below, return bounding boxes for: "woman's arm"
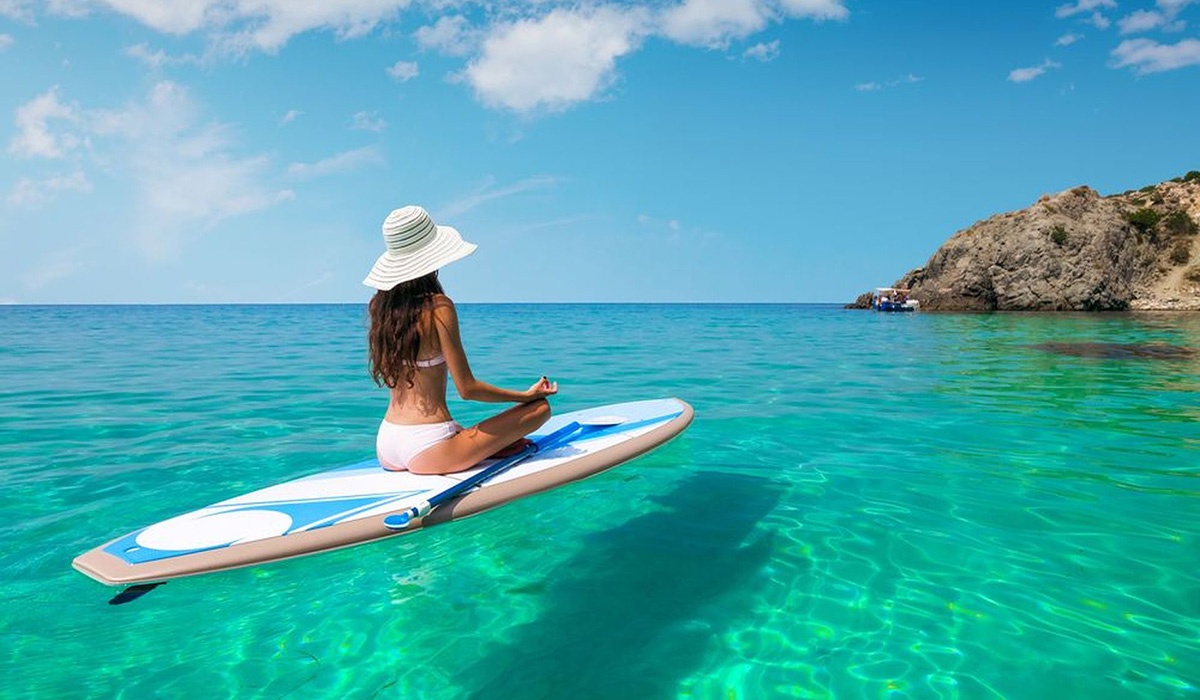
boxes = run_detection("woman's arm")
[431,296,556,403]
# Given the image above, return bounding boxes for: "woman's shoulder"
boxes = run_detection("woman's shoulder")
[430,294,457,320]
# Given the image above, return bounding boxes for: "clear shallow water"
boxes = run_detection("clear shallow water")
[1,304,1197,699]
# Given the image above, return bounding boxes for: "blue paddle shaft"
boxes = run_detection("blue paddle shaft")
[383,421,585,531]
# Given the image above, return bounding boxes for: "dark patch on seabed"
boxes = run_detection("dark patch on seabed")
[456,471,783,700]
[1032,341,1197,360]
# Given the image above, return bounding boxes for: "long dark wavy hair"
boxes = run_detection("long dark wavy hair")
[368,271,444,389]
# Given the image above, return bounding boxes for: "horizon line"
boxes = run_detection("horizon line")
[0,301,853,307]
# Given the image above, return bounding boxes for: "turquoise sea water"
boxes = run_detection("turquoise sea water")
[1,304,1198,699]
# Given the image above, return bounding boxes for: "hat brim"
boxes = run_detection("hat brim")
[362,225,477,291]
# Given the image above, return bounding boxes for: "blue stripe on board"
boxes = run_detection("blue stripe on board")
[272,495,412,534]
[290,492,421,532]
[103,528,223,566]
[217,488,430,510]
[539,411,681,447]
[104,491,426,565]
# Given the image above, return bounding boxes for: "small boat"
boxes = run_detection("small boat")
[873,287,919,312]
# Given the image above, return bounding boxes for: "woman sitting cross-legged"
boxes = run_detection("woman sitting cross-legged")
[364,205,557,475]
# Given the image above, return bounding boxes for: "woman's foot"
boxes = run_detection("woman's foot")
[489,438,533,459]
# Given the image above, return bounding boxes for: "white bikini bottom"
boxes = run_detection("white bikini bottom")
[376,419,462,471]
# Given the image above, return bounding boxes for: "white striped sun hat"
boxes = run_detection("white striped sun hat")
[362,205,477,290]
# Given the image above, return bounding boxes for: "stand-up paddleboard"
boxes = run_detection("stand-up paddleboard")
[73,398,693,587]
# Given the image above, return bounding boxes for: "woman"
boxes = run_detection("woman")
[364,205,557,475]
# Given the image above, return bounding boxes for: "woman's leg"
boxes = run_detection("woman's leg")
[406,399,551,475]
[488,437,533,459]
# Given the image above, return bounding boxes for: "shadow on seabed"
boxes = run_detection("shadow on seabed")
[456,470,784,700]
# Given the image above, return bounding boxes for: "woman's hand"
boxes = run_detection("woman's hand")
[523,376,558,402]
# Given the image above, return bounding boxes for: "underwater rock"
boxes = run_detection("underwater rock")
[1031,341,1197,360]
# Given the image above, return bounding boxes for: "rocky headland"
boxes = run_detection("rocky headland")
[852,172,1200,311]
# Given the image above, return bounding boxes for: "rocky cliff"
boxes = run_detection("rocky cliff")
[863,173,1200,311]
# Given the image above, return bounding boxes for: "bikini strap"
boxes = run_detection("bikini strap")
[414,353,446,368]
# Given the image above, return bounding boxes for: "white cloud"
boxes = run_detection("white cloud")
[7,170,92,208]
[0,33,13,49]
[89,81,293,259]
[460,1,847,111]
[47,0,410,52]
[86,0,216,34]
[279,109,301,125]
[415,15,479,57]
[124,42,200,68]
[778,0,849,21]
[657,0,844,48]
[22,1,854,116]
[351,110,386,131]
[229,1,410,52]
[1055,0,1116,30]
[286,146,384,178]
[465,6,651,113]
[9,87,81,159]
[660,0,770,48]
[440,176,559,218]
[1118,0,1194,33]
[1008,58,1062,82]
[56,0,844,58]
[855,73,923,91]
[1119,10,1168,33]
[1056,32,1083,45]
[743,39,780,61]
[1111,37,1200,72]
[1055,0,1117,18]
[47,0,91,19]
[1158,0,1198,13]
[124,42,169,67]
[386,59,419,81]
[0,1,33,21]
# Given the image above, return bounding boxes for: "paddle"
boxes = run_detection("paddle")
[382,416,625,531]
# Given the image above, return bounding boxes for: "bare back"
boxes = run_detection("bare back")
[383,304,452,425]
[371,290,557,475]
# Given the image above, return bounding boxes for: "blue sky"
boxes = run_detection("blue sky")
[1,0,1198,303]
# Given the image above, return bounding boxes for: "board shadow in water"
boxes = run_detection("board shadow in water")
[456,471,782,700]
[1031,341,1196,360]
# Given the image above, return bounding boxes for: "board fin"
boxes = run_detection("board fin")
[108,582,165,605]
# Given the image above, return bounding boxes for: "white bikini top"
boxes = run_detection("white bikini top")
[414,352,446,368]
